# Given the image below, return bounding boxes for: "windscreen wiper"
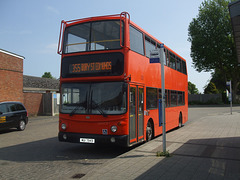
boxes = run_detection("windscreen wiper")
[69,102,87,116]
[91,101,107,117]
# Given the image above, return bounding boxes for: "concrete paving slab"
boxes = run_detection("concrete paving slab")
[82,110,240,180]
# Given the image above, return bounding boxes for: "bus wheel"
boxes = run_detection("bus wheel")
[146,121,153,141]
[178,113,182,128]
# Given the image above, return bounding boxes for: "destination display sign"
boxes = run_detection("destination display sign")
[61,52,124,78]
[69,61,112,74]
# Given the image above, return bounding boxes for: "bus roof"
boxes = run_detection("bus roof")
[59,12,186,61]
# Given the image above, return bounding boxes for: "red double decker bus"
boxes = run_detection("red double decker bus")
[57,12,188,147]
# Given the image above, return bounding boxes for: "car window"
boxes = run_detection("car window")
[8,104,17,112]
[0,104,8,113]
[16,104,25,111]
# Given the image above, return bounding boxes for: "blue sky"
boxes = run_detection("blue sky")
[0,0,211,93]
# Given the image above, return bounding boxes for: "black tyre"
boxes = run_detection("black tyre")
[17,120,26,131]
[146,121,153,141]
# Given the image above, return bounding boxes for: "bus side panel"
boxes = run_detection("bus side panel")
[126,50,188,139]
[126,51,149,84]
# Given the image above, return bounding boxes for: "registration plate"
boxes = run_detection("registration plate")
[80,138,95,143]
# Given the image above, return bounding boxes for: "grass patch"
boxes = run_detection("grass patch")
[156,150,171,157]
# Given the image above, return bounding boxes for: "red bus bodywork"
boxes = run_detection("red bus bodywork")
[58,12,188,147]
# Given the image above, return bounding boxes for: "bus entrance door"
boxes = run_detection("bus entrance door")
[129,85,144,145]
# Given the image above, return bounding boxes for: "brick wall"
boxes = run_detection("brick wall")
[23,93,43,116]
[0,50,58,117]
[0,50,24,103]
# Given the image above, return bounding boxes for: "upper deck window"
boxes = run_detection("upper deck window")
[169,53,176,70]
[130,26,144,55]
[63,20,123,54]
[145,36,156,58]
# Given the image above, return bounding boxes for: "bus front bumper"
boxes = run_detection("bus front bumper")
[58,132,128,146]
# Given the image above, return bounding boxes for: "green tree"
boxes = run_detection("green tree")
[210,69,227,93]
[42,72,54,79]
[188,81,199,94]
[188,0,240,102]
[204,81,219,94]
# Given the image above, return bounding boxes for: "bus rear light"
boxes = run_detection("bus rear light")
[111,125,117,133]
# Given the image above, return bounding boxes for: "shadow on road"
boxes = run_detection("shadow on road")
[136,136,240,179]
[0,128,18,134]
[0,137,131,162]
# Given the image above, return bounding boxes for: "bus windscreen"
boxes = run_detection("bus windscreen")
[61,82,127,115]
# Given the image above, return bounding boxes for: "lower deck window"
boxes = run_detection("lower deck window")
[146,87,158,109]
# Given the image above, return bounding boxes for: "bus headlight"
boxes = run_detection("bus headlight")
[111,125,117,133]
[61,123,67,130]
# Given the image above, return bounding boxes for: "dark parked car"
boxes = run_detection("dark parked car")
[0,102,28,131]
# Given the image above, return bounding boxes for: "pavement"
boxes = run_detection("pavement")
[82,110,240,180]
[28,115,59,122]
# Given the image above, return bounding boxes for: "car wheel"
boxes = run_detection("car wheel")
[17,120,26,131]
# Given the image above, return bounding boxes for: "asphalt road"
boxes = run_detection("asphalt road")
[187,105,239,125]
[0,106,239,180]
